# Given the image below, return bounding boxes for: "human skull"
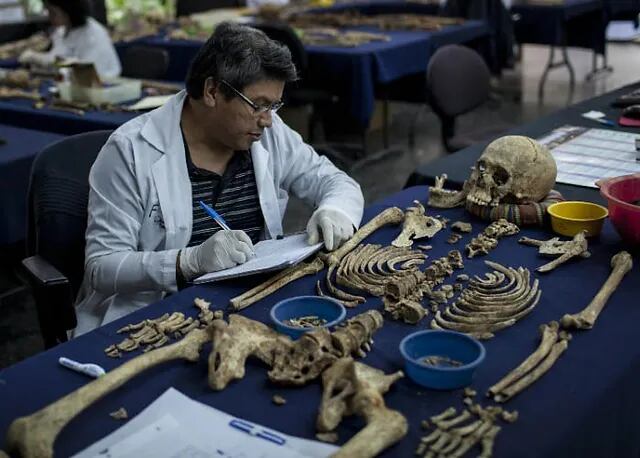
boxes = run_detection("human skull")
[466,136,557,207]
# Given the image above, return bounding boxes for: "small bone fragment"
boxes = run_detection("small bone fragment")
[418,244,433,251]
[560,251,633,330]
[6,328,211,458]
[487,322,559,397]
[272,395,287,405]
[435,410,471,430]
[109,407,128,420]
[316,432,339,443]
[421,419,431,430]
[501,410,519,423]
[428,174,469,208]
[479,424,501,458]
[457,274,469,282]
[392,201,443,247]
[447,233,462,244]
[464,387,477,397]
[452,221,473,233]
[430,407,457,422]
[213,310,224,320]
[494,334,571,403]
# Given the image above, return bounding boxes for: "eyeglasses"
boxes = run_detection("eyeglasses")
[220,79,284,115]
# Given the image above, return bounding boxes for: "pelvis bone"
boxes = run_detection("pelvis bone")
[317,358,407,458]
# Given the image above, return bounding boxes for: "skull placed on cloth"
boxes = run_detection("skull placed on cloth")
[466,136,557,207]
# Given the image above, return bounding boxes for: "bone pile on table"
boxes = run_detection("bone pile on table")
[0,86,40,101]
[519,230,590,273]
[230,206,405,311]
[382,250,464,323]
[0,33,50,60]
[431,260,541,339]
[416,403,518,458]
[0,69,39,89]
[289,12,463,31]
[560,251,633,330]
[317,357,407,458]
[466,219,520,258]
[208,310,384,389]
[299,27,391,47]
[487,321,571,402]
[319,244,428,307]
[105,298,219,357]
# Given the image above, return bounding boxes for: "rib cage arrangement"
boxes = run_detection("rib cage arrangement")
[431,261,542,339]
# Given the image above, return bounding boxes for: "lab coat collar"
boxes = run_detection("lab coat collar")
[140,90,187,155]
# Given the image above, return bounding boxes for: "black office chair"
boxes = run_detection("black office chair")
[88,0,108,26]
[121,46,170,80]
[176,0,243,16]
[252,22,339,143]
[21,131,112,348]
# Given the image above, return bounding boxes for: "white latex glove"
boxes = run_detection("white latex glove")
[306,208,354,251]
[179,230,255,280]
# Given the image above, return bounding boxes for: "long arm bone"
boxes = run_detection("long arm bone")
[5,327,211,458]
[487,322,559,398]
[560,251,633,330]
[230,257,325,311]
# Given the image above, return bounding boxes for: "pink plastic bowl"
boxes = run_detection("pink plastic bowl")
[598,173,640,247]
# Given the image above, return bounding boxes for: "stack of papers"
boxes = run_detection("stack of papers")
[194,233,323,284]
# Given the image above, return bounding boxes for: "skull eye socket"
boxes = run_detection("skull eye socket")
[492,166,509,186]
[477,160,486,173]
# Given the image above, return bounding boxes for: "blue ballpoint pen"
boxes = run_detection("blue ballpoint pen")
[199,201,231,231]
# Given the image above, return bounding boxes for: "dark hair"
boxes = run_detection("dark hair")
[45,0,90,28]
[186,22,298,100]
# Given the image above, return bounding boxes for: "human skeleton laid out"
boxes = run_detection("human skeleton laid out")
[519,231,590,273]
[431,261,542,340]
[487,322,571,402]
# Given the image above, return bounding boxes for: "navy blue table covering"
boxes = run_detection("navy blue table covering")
[0,123,64,246]
[0,92,138,135]
[0,58,19,69]
[1,185,639,457]
[511,0,606,55]
[117,20,488,128]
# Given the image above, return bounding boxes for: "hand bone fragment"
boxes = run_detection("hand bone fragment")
[519,231,590,273]
[560,251,633,330]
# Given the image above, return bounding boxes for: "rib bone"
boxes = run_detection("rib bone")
[560,251,633,330]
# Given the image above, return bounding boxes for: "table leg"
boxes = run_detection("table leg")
[537,45,575,101]
[586,51,614,81]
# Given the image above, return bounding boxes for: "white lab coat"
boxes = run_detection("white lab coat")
[36,17,121,78]
[73,91,364,335]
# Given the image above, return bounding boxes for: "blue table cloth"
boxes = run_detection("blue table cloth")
[0,124,64,246]
[511,0,606,54]
[118,20,488,128]
[0,93,138,135]
[1,185,639,457]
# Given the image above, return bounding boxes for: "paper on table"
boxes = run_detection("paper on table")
[126,95,173,111]
[73,387,337,458]
[194,233,323,284]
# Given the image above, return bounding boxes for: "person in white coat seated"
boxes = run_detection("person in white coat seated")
[73,22,364,335]
[19,0,121,79]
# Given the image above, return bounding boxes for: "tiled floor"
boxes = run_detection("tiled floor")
[2,42,640,369]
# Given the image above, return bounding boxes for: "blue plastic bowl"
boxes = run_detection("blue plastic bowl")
[399,330,486,390]
[270,296,346,339]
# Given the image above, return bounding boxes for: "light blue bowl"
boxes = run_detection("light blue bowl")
[270,296,346,339]
[400,330,486,390]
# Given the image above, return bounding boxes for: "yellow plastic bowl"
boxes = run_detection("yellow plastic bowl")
[547,201,608,237]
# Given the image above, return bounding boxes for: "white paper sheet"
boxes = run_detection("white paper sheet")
[537,126,640,188]
[73,388,337,458]
[126,95,173,111]
[194,233,323,284]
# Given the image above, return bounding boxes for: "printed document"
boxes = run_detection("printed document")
[73,388,337,458]
[194,233,323,284]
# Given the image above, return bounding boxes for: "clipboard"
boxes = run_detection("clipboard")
[193,233,323,284]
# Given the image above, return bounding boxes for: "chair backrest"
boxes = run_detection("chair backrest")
[27,130,112,298]
[176,0,243,16]
[251,22,308,77]
[426,44,490,119]
[121,46,170,80]
[88,0,108,25]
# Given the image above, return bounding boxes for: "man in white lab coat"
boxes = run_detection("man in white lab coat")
[73,22,364,335]
[20,0,121,78]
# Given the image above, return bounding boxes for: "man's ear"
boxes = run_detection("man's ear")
[202,77,218,108]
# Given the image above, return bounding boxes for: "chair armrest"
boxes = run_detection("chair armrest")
[22,255,69,287]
